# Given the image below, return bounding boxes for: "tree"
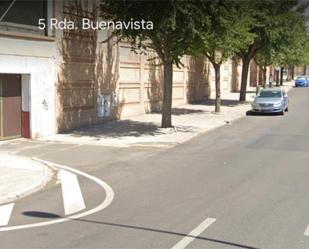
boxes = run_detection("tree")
[237,0,298,101]
[100,1,202,128]
[192,0,254,112]
[273,12,309,84]
[253,12,301,87]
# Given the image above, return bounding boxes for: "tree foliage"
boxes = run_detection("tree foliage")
[253,6,308,86]
[274,13,309,66]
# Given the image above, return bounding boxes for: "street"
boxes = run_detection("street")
[1,86,309,248]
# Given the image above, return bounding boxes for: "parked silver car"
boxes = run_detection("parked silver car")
[251,88,289,115]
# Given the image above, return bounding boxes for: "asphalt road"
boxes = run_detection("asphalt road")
[1,86,309,249]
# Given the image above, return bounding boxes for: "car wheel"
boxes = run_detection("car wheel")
[285,107,289,112]
[280,111,285,115]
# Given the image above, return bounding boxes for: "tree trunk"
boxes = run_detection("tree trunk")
[291,66,295,79]
[263,67,267,88]
[213,63,221,113]
[280,67,284,86]
[276,70,279,87]
[258,66,263,86]
[161,61,173,128]
[287,66,292,81]
[239,57,250,101]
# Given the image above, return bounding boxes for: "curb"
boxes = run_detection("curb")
[0,154,56,205]
[35,82,295,149]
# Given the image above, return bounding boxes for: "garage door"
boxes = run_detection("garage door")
[0,74,22,139]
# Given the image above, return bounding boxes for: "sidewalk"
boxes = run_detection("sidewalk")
[0,154,54,205]
[40,82,294,148]
[0,83,293,206]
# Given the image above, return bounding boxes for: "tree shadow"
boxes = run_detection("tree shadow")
[68,120,163,138]
[57,118,198,138]
[193,99,249,107]
[149,107,207,116]
[22,211,259,249]
[171,108,207,116]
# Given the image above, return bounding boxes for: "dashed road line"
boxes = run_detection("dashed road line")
[0,203,14,226]
[0,158,114,232]
[171,218,216,249]
[59,169,86,215]
[304,224,309,236]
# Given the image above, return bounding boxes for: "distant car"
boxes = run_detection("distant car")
[251,88,289,115]
[295,75,309,87]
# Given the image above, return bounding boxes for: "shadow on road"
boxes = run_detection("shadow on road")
[23,211,259,249]
[246,110,284,116]
[23,211,61,219]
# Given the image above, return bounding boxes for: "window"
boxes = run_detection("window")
[259,91,282,98]
[0,0,47,35]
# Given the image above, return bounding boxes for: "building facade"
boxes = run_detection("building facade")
[0,0,281,140]
[0,0,56,139]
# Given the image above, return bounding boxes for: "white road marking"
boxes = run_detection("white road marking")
[0,203,14,226]
[59,169,86,215]
[304,224,309,236]
[171,218,216,249]
[0,158,114,232]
